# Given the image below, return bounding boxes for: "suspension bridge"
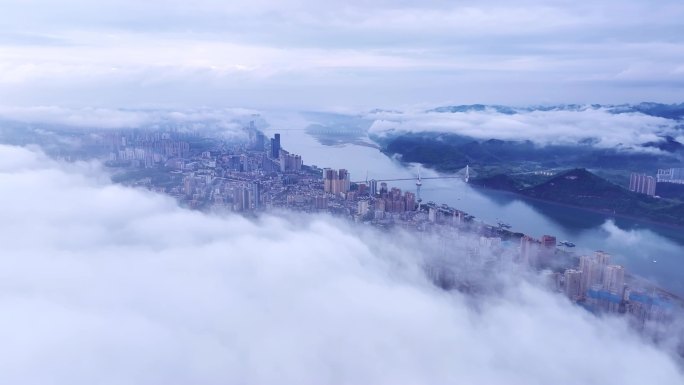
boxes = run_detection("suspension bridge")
[351,165,473,184]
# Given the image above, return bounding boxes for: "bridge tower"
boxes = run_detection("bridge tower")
[465,165,470,183]
[416,168,423,211]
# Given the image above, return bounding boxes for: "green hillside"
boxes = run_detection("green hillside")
[476,168,684,226]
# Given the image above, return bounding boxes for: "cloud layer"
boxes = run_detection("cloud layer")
[367,107,683,150]
[0,144,682,384]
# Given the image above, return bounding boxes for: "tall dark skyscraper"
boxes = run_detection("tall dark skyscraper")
[270,133,281,158]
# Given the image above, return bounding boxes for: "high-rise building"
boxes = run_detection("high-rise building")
[603,264,625,294]
[564,269,582,300]
[279,150,302,172]
[404,192,416,211]
[657,168,684,184]
[323,168,338,193]
[519,235,536,266]
[629,173,656,196]
[233,187,250,211]
[542,271,562,292]
[338,169,350,193]
[369,179,378,196]
[595,250,611,266]
[251,182,261,209]
[255,132,266,151]
[270,133,281,159]
[579,251,613,298]
[322,168,350,194]
[579,255,597,295]
[537,234,556,264]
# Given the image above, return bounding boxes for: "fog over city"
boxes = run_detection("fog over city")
[0,144,682,384]
[2,0,684,384]
[2,105,682,155]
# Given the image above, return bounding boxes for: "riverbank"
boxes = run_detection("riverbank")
[470,168,684,228]
[469,183,684,232]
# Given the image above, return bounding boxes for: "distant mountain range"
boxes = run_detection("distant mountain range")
[371,101,684,180]
[427,102,684,120]
[379,131,683,174]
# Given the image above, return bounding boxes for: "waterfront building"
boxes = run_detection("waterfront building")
[603,264,625,294]
[579,255,598,295]
[538,234,557,263]
[578,251,613,298]
[519,235,537,266]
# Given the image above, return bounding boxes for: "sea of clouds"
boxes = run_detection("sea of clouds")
[2,105,683,155]
[366,107,684,152]
[0,143,682,384]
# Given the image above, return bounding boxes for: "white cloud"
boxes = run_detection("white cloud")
[0,106,260,135]
[601,220,642,246]
[0,144,682,384]
[367,107,680,150]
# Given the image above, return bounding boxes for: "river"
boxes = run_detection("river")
[261,112,684,296]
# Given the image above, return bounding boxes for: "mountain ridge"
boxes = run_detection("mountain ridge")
[426,102,684,120]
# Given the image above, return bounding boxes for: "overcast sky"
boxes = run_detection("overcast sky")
[1,0,683,109]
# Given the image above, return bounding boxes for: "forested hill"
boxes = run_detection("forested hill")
[472,169,684,226]
[380,132,683,174]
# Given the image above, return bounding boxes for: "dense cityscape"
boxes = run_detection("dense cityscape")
[91,123,682,336]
